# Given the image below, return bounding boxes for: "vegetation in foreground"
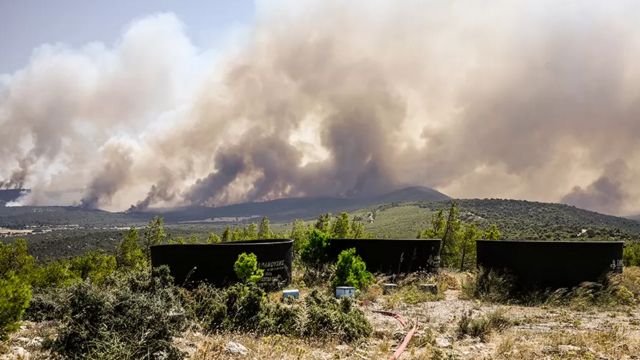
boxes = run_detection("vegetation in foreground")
[1,213,376,359]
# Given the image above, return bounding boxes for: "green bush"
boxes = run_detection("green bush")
[0,238,34,279]
[31,260,80,289]
[331,248,374,290]
[258,302,302,335]
[302,263,334,287]
[186,284,371,343]
[181,284,227,331]
[68,250,117,285]
[300,228,330,266]
[222,282,266,330]
[624,241,640,266]
[116,227,146,270]
[0,272,31,340]
[185,282,267,333]
[24,286,70,322]
[50,267,187,359]
[234,252,264,283]
[290,219,309,254]
[303,290,372,342]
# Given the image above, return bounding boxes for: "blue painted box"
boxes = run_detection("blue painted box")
[283,289,299,299]
[335,286,356,298]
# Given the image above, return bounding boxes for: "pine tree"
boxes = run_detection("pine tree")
[332,212,351,238]
[314,213,331,233]
[116,227,145,269]
[459,224,480,271]
[207,233,221,244]
[439,201,461,267]
[290,219,308,252]
[420,210,446,238]
[246,223,258,240]
[258,217,272,239]
[350,218,366,238]
[484,224,501,240]
[222,226,231,242]
[143,217,166,260]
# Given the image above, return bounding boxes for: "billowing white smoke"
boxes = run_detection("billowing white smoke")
[2,0,640,215]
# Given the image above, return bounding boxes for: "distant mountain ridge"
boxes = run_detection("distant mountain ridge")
[0,186,450,227]
[140,186,451,223]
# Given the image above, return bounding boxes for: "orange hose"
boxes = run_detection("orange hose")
[390,321,417,360]
[372,310,417,360]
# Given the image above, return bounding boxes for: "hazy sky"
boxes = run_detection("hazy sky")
[0,0,255,73]
[2,0,640,216]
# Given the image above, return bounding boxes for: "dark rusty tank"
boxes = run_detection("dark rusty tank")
[476,240,624,289]
[327,238,441,274]
[150,239,293,289]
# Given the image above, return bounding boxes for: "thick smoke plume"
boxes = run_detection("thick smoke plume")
[2,1,640,215]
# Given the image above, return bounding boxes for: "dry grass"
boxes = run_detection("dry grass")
[383,272,449,309]
[191,333,391,360]
[494,325,640,360]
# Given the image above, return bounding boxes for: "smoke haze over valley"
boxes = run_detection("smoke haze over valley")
[2,0,640,216]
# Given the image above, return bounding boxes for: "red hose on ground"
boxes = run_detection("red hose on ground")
[372,310,407,326]
[372,310,417,360]
[390,321,417,360]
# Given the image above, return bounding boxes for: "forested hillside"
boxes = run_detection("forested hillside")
[359,199,640,240]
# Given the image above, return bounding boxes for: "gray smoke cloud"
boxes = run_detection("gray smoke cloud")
[2,1,640,215]
[561,161,630,215]
[80,141,134,209]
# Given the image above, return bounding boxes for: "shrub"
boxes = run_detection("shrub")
[258,302,303,335]
[222,283,266,330]
[31,260,79,289]
[456,309,510,342]
[303,290,372,342]
[50,267,187,359]
[207,233,221,244]
[0,272,31,340]
[290,219,309,254]
[116,227,146,270]
[302,263,334,287]
[0,238,34,279]
[300,228,330,266]
[186,284,371,343]
[461,268,514,303]
[24,286,70,322]
[624,241,640,266]
[234,252,264,283]
[331,248,374,290]
[181,284,227,331]
[68,250,117,285]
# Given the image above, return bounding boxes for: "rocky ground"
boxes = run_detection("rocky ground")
[3,282,640,359]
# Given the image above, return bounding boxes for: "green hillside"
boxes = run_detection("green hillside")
[354,199,640,241]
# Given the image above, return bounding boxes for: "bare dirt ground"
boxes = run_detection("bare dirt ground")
[3,286,640,359]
